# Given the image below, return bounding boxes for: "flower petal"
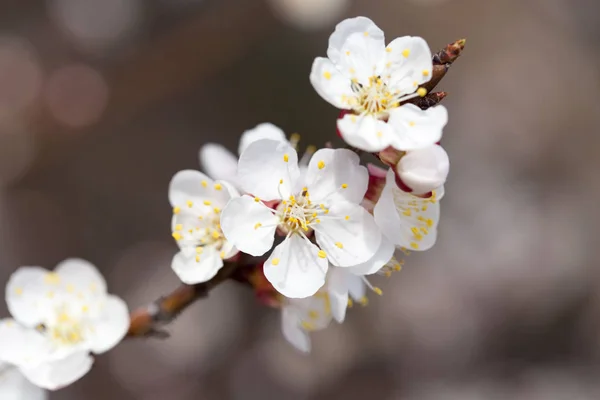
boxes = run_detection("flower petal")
[337,114,396,152]
[327,17,386,84]
[237,139,300,200]
[348,235,395,275]
[198,143,238,183]
[0,365,48,400]
[385,36,433,95]
[374,169,440,251]
[346,274,366,301]
[264,235,328,298]
[0,319,53,367]
[326,268,349,323]
[19,351,93,391]
[86,295,129,354]
[386,104,448,151]
[281,307,310,353]
[220,195,278,256]
[171,247,222,285]
[396,144,449,195]
[310,57,354,109]
[305,148,368,204]
[5,268,54,327]
[238,123,287,155]
[169,170,231,208]
[54,258,107,298]
[315,201,381,267]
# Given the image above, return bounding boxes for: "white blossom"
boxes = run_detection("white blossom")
[0,259,129,390]
[396,144,449,195]
[0,363,47,400]
[310,16,448,152]
[221,138,382,298]
[374,168,442,251]
[169,170,240,284]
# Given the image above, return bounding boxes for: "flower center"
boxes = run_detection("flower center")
[48,311,85,346]
[345,76,426,118]
[276,188,327,235]
[172,201,227,262]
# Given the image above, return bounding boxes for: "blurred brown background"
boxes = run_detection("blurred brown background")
[1,0,600,398]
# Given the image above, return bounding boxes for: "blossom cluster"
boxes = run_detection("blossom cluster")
[0,16,454,395]
[173,17,450,351]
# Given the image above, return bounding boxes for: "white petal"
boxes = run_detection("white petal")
[346,274,366,301]
[55,259,107,297]
[169,170,231,208]
[86,295,129,354]
[337,114,396,152]
[220,196,278,256]
[281,307,310,353]
[237,139,300,200]
[0,320,53,367]
[387,104,448,151]
[385,36,433,94]
[309,57,354,109]
[0,365,47,400]
[19,352,93,391]
[327,17,386,84]
[348,235,395,275]
[198,143,238,183]
[374,169,440,251]
[305,148,368,204]
[238,123,287,155]
[397,144,449,195]
[315,202,381,267]
[326,268,349,323]
[264,235,328,298]
[5,267,53,327]
[171,247,222,285]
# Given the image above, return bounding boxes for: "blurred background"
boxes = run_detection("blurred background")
[1,0,600,398]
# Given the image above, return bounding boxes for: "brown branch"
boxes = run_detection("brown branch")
[127,261,242,338]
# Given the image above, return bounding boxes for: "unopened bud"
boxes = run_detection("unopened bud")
[395,145,449,195]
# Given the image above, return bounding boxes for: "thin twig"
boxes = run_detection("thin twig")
[127,261,241,338]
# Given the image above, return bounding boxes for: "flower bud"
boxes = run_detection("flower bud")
[395,145,449,195]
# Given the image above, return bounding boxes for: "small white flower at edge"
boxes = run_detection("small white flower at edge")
[220,139,383,298]
[374,168,443,251]
[280,292,333,353]
[198,123,289,185]
[0,362,47,400]
[310,16,448,152]
[0,259,129,390]
[169,170,240,284]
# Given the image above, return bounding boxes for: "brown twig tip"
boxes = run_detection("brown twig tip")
[422,38,466,93]
[433,38,466,65]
